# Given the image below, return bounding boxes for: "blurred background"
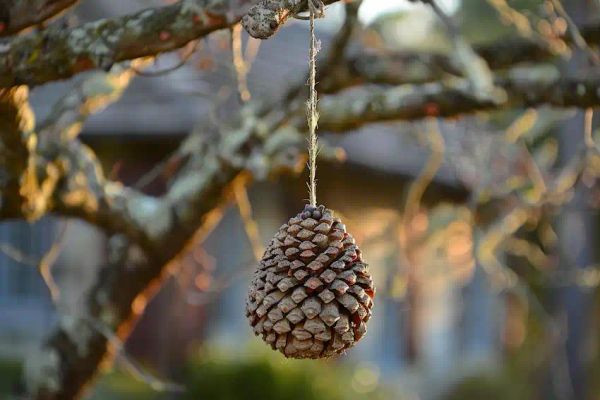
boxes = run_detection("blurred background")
[2,0,600,399]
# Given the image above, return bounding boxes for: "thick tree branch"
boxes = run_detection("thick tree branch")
[0,0,347,88]
[1,1,597,91]
[37,61,159,244]
[38,60,148,142]
[317,71,600,131]
[0,0,256,88]
[0,86,47,218]
[324,20,600,92]
[0,0,79,37]
[0,62,156,241]
[45,140,159,244]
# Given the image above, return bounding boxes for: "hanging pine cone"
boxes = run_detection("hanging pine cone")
[246,204,375,359]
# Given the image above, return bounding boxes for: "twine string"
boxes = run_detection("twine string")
[306,2,321,207]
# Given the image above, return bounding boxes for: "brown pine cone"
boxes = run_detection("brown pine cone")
[246,204,375,359]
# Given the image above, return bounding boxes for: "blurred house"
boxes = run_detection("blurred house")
[0,1,506,398]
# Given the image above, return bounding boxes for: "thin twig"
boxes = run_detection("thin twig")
[324,0,362,67]
[233,180,264,261]
[87,318,185,393]
[279,0,360,116]
[398,118,445,309]
[486,0,536,38]
[186,257,256,306]
[426,0,499,101]
[474,207,574,399]
[231,24,252,102]
[504,108,538,143]
[547,0,600,65]
[0,221,69,303]
[0,242,39,266]
[504,237,551,270]
[132,40,199,77]
[404,119,445,222]
[132,157,171,190]
[244,36,262,66]
[39,221,70,303]
[584,108,595,149]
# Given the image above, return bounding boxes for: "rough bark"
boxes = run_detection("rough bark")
[0,0,79,37]
[0,86,43,218]
[3,0,600,89]
[0,0,256,87]
[317,72,600,131]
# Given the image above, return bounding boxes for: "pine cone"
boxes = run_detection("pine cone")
[246,204,375,359]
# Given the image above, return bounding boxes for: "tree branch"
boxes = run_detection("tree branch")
[36,61,161,244]
[0,86,46,218]
[0,0,348,88]
[424,0,498,100]
[0,0,256,88]
[0,61,158,243]
[317,71,600,131]
[45,139,160,245]
[325,20,600,92]
[0,0,79,37]
[38,60,148,142]
[306,0,362,94]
